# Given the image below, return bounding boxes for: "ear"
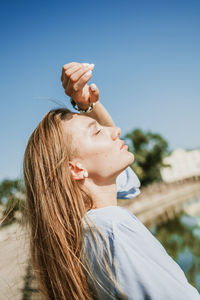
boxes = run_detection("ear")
[68,161,86,180]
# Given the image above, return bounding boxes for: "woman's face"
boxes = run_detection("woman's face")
[62,113,134,181]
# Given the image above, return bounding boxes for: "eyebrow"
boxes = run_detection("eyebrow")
[87,120,97,129]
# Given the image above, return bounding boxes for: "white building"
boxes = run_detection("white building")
[161,148,200,182]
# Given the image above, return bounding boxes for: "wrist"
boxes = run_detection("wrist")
[70,98,99,113]
[76,102,91,110]
[81,100,100,114]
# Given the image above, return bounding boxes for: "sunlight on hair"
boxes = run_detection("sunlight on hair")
[22,107,127,300]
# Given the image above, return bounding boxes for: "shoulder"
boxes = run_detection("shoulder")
[84,206,166,255]
[83,205,139,234]
[87,205,136,221]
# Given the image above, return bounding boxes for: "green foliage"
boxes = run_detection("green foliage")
[0,178,25,226]
[124,128,170,186]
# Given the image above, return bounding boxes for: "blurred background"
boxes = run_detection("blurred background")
[0,0,200,298]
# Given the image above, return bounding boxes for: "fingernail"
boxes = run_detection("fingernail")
[85,70,92,76]
[89,64,95,69]
[84,171,88,178]
[82,63,90,66]
[90,83,96,91]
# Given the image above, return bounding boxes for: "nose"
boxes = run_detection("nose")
[111,126,121,141]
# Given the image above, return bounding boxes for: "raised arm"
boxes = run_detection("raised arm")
[81,101,115,126]
[61,61,141,199]
[61,62,115,127]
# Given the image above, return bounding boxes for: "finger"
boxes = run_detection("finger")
[62,65,81,90]
[61,62,91,83]
[67,64,94,93]
[82,63,90,67]
[61,62,79,82]
[64,76,74,96]
[65,67,92,96]
[63,77,73,96]
[70,64,94,85]
[72,65,94,92]
[89,83,99,103]
[61,62,79,81]
[70,70,92,92]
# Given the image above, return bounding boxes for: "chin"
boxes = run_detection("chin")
[127,151,135,164]
[122,153,134,171]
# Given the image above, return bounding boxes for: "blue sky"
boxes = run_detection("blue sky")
[0,0,199,181]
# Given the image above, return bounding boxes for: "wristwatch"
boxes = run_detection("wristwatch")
[70,98,96,113]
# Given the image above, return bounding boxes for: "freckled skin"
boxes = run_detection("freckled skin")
[63,113,134,180]
[62,112,134,208]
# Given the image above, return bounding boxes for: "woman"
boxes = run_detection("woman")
[23,62,200,300]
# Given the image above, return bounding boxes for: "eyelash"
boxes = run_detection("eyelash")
[96,128,102,135]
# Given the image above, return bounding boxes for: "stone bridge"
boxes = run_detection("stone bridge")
[118,175,200,227]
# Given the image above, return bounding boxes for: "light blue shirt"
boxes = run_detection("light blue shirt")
[82,167,200,299]
[116,166,141,200]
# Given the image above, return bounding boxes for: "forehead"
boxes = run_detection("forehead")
[66,112,91,124]
[64,113,96,133]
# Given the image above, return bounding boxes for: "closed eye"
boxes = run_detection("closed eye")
[96,128,102,135]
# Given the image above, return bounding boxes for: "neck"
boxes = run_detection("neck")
[84,176,118,210]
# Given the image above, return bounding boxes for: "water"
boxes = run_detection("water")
[149,196,200,293]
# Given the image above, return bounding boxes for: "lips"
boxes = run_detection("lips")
[120,141,125,149]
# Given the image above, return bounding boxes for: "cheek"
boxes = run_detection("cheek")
[85,142,119,169]
[88,141,115,158]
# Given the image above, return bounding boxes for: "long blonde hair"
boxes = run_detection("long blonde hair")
[23,107,127,300]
